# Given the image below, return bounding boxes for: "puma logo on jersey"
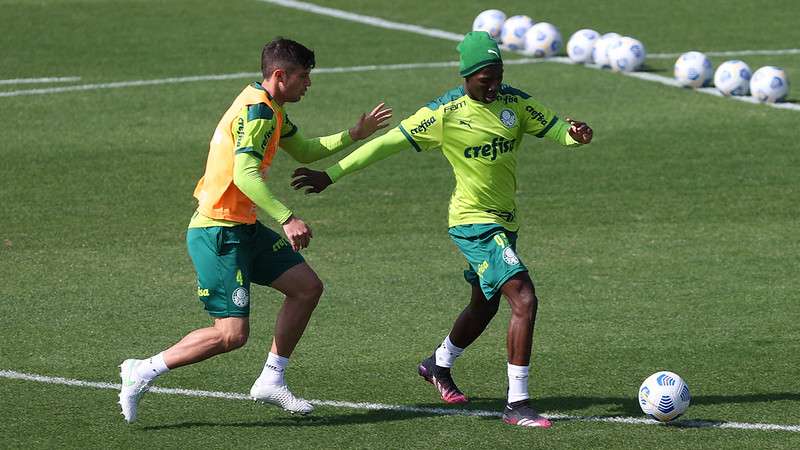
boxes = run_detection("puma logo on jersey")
[488,49,499,57]
[459,119,472,129]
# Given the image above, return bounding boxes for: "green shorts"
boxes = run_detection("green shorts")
[449,223,529,300]
[186,222,304,318]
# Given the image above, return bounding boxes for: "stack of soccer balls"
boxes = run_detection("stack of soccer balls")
[673,51,790,103]
[567,30,647,73]
[473,10,562,58]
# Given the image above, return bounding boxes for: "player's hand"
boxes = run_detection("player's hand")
[566,117,593,144]
[291,167,333,194]
[282,215,312,251]
[349,102,393,141]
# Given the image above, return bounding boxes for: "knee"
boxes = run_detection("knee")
[510,293,539,319]
[299,277,324,305]
[220,329,249,352]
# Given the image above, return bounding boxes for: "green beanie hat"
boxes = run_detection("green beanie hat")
[457,31,503,77]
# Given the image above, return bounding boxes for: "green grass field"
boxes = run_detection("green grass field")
[1,0,799,448]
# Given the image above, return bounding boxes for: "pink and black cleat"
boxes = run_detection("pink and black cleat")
[502,400,552,428]
[417,354,468,404]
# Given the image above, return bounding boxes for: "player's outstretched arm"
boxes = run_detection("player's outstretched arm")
[291,127,410,194]
[349,102,393,141]
[565,117,593,144]
[280,102,393,164]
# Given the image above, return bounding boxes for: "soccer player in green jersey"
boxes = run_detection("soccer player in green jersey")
[291,31,592,428]
[117,37,392,423]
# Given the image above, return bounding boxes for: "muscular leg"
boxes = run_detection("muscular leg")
[267,262,324,357]
[162,317,249,369]
[500,272,538,366]
[448,284,501,349]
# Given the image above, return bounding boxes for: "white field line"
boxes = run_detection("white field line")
[261,0,800,112]
[0,76,81,85]
[2,369,800,432]
[0,59,552,98]
[257,0,463,42]
[649,48,800,59]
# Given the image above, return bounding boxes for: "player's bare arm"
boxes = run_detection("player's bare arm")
[349,102,393,141]
[565,116,593,144]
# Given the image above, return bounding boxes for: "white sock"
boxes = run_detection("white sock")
[507,363,530,404]
[258,352,289,385]
[434,335,464,368]
[136,352,169,382]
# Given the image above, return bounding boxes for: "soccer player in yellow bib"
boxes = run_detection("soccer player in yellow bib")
[292,31,593,428]
[117,38,392,423]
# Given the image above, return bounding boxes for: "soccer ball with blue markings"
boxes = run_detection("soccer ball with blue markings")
[472,9,506,42]
[592,32,622,68]
[714,60,752,96]
[674,51,714,88]
[750,66,790,103]
[500,15,534,51]
[607,36,646,72]
[567,28,600,63]
[523,22,562,58]
[638,371,691,422]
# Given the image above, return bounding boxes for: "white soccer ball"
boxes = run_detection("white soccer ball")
[524,22,562,58]
[608,36,646,72]
[638,371,691,422]
[567,29,600,63]
[673,51,713,88]
[713,60,752,96]
[500,15,534,51]
[592,32,622,68]
[750,66,790,103]
[472,9,506,42]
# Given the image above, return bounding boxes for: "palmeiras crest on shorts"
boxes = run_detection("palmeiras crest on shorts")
[499,109,517,128]
[232,287,250,307]
[502,247,520,265]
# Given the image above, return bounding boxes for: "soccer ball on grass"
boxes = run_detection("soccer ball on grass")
[638,371,691,422]
[472,9,506,42]
[566,29,600,63]
[524,22,562,57]
[674,51,713,88]
[607,36,646,72]
[500,15,534,51]
[750,66,790,103]
[713,60,752,96]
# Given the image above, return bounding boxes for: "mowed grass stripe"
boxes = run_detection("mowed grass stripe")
[2,369,799,433]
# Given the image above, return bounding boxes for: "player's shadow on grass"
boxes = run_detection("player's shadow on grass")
[465,391,800,418]
[140,392,800,430]
[140,409,447,431]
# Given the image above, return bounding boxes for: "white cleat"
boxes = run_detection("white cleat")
[118,359,152,423]
[250,380,314,415]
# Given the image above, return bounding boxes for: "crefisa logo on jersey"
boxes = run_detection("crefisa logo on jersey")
[463,137,516,161]
[410,116,436,134]
[232,287,249,308]
[499,109,517,128]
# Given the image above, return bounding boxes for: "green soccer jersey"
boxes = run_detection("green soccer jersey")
[397,84,577,231]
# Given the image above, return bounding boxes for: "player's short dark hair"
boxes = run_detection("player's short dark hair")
[261,37,316,79]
